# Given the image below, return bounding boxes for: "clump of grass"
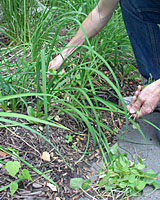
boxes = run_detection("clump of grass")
[0,0,146,166]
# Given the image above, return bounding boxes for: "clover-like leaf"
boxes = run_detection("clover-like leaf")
[70,178,83,189]
[27,106,36,117]
[136,180,146,191]
[6,161,21,177]
[110,143,118,155]
[18,169,32,181]
[128,174,136,183]
[9,181,18,196]
[153,181,160,190]
[135,163,146,170]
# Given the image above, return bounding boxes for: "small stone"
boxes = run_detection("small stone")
[47,182,57,192]
[32,183,42,189]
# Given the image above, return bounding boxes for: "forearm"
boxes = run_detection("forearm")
[61,0,119,58]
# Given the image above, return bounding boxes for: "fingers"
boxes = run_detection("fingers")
[48,56,67,73]
[128,81,160,118]
[48,60,56,70]
[129,98,144,114]
[130,95,137,105]
[61,68,65,73]
[137,107,150,118]
[126,85,142,115]
[130,85,142,105]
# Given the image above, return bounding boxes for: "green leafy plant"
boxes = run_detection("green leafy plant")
[70,144,160,199]
[27,106,43,124]
[98,144,160,198]
[122,64,141,80]
[3,161,32,196]
[65,135,77,150]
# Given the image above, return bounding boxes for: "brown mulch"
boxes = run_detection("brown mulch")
[0,112,115,200]
[0,77,141,200]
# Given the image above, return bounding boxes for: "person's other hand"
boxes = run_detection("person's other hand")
[127,80,160,118]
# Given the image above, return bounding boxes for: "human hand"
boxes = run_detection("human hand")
[127,80,160,118]
[47,55,65,79]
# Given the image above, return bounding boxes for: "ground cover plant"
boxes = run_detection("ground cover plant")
[0,0,160,199]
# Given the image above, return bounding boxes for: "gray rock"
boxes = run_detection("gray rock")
[32,183,42,189]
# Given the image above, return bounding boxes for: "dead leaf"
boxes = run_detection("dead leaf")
[41,152,51,161]
[118,118,122,129]
[0,150,8,157]
[79,137,85,141]
[47,182,57,192]
[95,148,100,153]
[54,115,61,121]
[90,171,94,175]
[39,126,43,131]
[50,152,54,158]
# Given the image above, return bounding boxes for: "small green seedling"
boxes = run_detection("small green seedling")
[71,145,77,151]
[27,106,43,124]
[3,161,32,196]
[65,136,77,150]
[65,135,73,143]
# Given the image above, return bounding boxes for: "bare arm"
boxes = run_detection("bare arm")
[48,0,119,70]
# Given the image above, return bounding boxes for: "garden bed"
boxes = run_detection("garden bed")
[0,65,141,199]
[0,1,143,198]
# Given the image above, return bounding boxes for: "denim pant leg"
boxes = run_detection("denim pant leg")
[120,0,160,81]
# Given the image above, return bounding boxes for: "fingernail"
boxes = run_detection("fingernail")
[130,108,135,113]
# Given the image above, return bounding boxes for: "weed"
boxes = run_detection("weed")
[65,135,73,143]
[70,144,160,199]
[2,160,32,196]
[27,106,43,124]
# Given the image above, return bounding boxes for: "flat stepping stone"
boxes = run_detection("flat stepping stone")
[118,112,160,199]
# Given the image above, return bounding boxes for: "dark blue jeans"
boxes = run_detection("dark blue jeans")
[120,0,160,81]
